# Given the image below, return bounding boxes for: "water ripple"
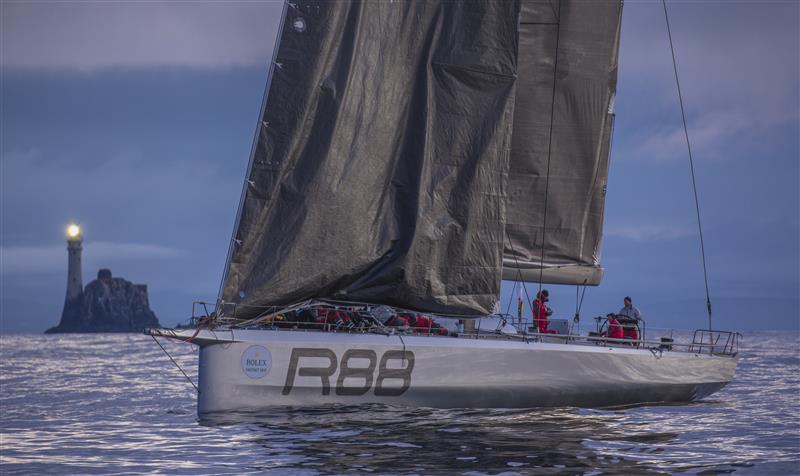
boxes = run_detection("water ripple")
[1,332,798,475]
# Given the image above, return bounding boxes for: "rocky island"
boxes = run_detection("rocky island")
[45,225,160,333]
[46,268,160,333]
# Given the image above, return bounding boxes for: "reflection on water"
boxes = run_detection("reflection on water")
[200,406,679,474]
[1,332,798,475]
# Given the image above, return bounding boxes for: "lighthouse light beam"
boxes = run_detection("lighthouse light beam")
[67,224,81,238]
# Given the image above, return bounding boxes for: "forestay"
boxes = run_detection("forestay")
[503,0,622,286]
[222,1,521,318]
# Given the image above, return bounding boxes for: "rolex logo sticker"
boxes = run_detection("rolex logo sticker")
[241,345,272,379]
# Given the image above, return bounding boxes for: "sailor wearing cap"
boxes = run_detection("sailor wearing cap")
[618,296,642,342]
[618,296,642,321]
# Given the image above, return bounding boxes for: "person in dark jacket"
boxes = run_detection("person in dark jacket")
[618,296,642,341]
[618,296,642,321]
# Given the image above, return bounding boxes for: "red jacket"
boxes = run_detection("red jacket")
[411,314,433,331]
[533,299,551,333]
[317,308,351,325]
[623,324,638,341]
[607,318,624,339]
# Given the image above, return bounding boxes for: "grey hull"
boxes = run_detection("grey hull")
[175,329,738,414]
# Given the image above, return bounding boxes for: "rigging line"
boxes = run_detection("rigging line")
[504,229,534,323]
[571,280,587,336]
[574,284,580,317]
[662,0,712,330]
[538,0,562,294]
[517,267,533,317]
[574,280,588,320]
[504,280,517,317]
[151,335,200,394]
[396,332,407,366]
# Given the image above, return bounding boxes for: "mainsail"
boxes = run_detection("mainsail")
[503,0,623,286]
[221,1,521,318]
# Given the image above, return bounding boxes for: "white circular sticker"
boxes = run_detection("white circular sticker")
[241,345,272,379]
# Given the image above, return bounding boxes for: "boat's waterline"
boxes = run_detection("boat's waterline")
[153,329,738,413]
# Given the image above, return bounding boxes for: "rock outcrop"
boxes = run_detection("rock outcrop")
[46,269,160,333]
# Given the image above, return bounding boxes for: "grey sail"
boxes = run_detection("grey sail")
[503,0,622,286]
[221,0,520,319]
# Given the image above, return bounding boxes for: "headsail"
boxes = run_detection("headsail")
[503,0,623,286]
[222,0,520,318]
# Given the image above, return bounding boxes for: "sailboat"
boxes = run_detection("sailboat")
[148,0,740,414]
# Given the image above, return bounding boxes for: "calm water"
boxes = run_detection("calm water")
[1,332,798,475]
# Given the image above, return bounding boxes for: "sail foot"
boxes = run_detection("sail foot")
[502,260,603,286]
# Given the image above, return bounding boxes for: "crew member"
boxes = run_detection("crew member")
[618,296,642,341]
[618,296,642,321]
[317,306,352,329]
[410,314,433,333]
[533,290,557,334]
[385,312,410,330]
[602,313,624,339]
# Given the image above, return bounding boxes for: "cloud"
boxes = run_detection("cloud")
[605,224,695,242]
[0,143,239,295]
[630,111,753,162]
[1,1,282,71]
[615,1,798,160]
[1,242,184,275]
[1,146,238,245]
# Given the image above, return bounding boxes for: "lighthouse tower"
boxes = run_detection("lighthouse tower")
[46,223,160,333]
[60,224,84,324]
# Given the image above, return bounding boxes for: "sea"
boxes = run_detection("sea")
[1,331,798,475]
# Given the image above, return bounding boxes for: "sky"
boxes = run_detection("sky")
[1,0,798,333]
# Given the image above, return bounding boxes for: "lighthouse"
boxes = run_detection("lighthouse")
[60,224,84,325]
[46,223,160,333]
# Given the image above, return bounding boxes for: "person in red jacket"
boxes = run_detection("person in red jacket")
[602,313,624,340]
[385,312,411,330]
[533,290,557,334]
[410,314,433,333]
[622,323,639,342]
[316,307,351,328]
[409,314,442,335]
